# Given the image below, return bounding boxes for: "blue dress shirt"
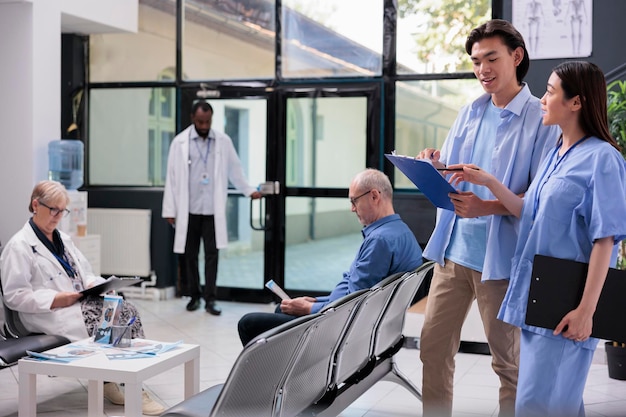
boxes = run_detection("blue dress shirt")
[311,214,423,313]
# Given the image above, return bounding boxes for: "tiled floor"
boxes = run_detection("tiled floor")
[1,297,625,417]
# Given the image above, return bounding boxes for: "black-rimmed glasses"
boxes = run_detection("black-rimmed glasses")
[349,190,372,207]
[39,201,70,218]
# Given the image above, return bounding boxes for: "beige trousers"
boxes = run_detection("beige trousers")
[420,260,519,417]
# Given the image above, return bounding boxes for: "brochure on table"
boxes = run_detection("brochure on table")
[26,345,99,363]
[26,339,184,362]
[93,294,123,344]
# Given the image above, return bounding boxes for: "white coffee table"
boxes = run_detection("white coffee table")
[18,341,200,417]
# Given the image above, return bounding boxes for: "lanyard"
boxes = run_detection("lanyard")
[51,251,76,278]
[190,129,210,166]
[532,135,588,222]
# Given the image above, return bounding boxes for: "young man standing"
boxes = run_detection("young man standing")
[417,20,560,417]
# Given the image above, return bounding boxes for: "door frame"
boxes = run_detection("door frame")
[179,80,383,302]
[271,80,383,298]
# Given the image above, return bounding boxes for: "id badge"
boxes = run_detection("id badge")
[200,172,210,185]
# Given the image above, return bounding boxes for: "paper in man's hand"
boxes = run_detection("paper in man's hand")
[265,280,291,300]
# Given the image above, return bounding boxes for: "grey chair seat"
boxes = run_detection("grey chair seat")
[157,385,222,417]
[160,263,435,417]
[161,312,322,417]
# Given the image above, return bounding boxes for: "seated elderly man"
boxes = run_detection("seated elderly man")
[238,168,423,345]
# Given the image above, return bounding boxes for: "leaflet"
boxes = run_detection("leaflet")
[26,344,98,363]
[265,280,291,300]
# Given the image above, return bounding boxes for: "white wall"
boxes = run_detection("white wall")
[0,1,60,245]
[0,0,137,247]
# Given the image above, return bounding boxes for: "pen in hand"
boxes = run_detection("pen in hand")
[437,166,480,172]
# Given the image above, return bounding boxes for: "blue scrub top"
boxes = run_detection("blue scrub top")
[423,83,560,280]
[500,137,626,350]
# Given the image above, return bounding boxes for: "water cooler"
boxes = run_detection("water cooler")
[48,140,101,275]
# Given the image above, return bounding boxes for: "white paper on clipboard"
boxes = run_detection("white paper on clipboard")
[265,280,291,300]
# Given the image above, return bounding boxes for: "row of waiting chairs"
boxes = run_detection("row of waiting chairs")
[161,261,435,417]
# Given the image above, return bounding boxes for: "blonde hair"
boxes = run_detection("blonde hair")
[29,180,69,213]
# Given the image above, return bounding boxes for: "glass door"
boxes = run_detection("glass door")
[179,81,381,301]
[180,88,271,301]
[274,82,383,297]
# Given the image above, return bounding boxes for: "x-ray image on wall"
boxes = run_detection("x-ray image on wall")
[513,0,592,59]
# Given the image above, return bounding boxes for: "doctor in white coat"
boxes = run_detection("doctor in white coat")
[0,180,166,415]
[162,100,261,315]
[1,222,102,341]
[0,180,147,341]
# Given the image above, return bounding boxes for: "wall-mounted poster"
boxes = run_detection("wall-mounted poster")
[512,0,592,60]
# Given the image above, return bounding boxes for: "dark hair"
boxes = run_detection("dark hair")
[553,61,620,152]
[465,19,529,84]
[191,100,213,116]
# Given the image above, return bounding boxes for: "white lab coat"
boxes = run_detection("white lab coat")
[0,222,105,341]
[162,126,256,254]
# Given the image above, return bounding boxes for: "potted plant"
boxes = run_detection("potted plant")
[605,79,626,380]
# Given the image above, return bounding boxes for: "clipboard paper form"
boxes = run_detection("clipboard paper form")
[385,154,457,211]
[526,254,626,343]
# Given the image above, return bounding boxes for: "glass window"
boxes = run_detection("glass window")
[396,0,491,74]
[284,196,363,292]
[182,0,275,80]
[216,195,265,289]
[282,0,383,78]
[89,1,176,82]
[89,87,176,186]
[286,96,367,188]
[393,79,484,188]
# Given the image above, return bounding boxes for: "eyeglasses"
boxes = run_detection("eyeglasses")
[39,201,70,218]
[349,190,372,207]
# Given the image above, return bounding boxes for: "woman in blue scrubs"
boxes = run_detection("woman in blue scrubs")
[446,61,626,417]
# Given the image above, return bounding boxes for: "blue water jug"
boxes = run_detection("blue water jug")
[48,140,84,190]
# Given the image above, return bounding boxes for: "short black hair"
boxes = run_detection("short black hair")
[191,100,213,116]
[465,19,530,84]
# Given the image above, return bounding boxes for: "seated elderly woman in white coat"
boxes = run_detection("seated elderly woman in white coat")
[0,180,164,415]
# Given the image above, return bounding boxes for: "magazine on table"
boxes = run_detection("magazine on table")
[26,344,99,363]
[26,339,185,361]
[102,339,184,360]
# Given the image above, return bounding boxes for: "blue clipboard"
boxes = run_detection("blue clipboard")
[386,154,457,211]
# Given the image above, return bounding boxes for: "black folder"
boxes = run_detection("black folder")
[385,154,457,211]
[526,254,626,343]
[80,276,142,298]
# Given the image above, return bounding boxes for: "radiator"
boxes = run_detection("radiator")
[87,208,152,277]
